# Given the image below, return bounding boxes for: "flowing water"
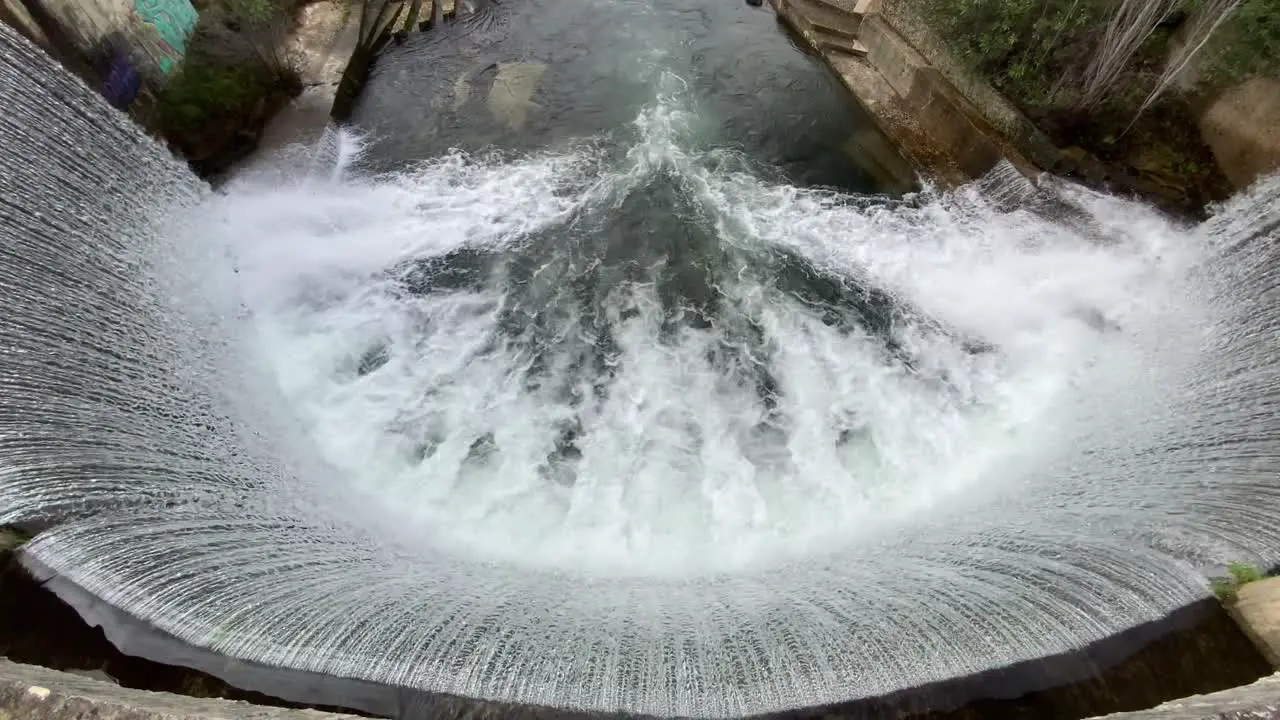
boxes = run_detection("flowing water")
[3,3,1280,718]
[351,0,893,187]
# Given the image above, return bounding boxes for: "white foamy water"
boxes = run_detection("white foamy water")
[200,108,1197,579]
[6,23,1280,718]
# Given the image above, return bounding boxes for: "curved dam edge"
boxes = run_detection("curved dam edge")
[1,543,1274,720]
[2,660,1280,720]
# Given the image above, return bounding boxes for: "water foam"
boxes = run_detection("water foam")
[4,22,1280,718]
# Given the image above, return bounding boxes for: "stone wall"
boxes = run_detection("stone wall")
[0,0,197,107]
[875,0,1063,174]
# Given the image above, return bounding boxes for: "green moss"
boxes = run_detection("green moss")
[1211,562,1266,604]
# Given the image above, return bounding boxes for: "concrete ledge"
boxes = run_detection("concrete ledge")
[772,0,1029,185]
[1087,672,1280,719]
[1229,576,1280,669]
[0,659,361,720]
[6,655,1280,720]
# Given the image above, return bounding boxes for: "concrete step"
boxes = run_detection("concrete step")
[816,31,868,57]
[790,0,862,39]
[805,0,863,21]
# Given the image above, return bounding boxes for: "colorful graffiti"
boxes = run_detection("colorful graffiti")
[133,0,198,73]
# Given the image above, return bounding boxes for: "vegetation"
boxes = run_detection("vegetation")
[154,0,306,175]
[913,0,1277,111]
[0,526,31,553]
[1210,562,1265,604]
[1191,0,1280,85]
[909,0,1279,216]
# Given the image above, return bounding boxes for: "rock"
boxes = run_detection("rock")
[1200,77,1280,190]
[63,669,117,685]
[487,62,547,131]
[0,659,366,720]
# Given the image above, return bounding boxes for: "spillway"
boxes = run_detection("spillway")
[3,10,1280,720]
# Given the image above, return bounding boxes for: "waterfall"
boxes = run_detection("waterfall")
[3,20,1280,720]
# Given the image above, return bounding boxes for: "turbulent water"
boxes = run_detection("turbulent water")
[4,14,1280,720]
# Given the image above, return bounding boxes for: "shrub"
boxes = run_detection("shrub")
[1192,0,1280,86]
[1211,562,1265,604]
[911,0,1114,108]
[155,0,303,160]
[912,0,1280,109]
[159,57,271,131]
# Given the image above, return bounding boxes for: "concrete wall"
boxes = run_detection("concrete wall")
[876,0,1063,173]
[0,0,197,106]
[4,656,1280,720]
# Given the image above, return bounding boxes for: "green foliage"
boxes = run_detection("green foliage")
[1211,562,1265,604]
[1229,561,1264,585]
[913,0,1279,110]
[1194,0,1280,86]
[159,57,262,130]
[913,0,1112,108]
[156,0,302,136]
[0,526,31,553]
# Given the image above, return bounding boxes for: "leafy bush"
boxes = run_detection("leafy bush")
[1210,561,1265,604]
[914,0,1280,109]
[158,53,292,132]
[154,0,303,172]
[912,0,1115,108]
[1193,0,1280,86]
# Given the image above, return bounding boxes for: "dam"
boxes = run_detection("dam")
[2,0,1280,718]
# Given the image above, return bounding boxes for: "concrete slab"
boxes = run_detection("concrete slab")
[825,52,966,185]
[0,0,51,47]
[841,129,917,194]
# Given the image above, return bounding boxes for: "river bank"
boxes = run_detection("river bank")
[775,0,1279,218]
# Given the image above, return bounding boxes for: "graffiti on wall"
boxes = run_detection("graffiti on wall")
[133,0,198,73]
